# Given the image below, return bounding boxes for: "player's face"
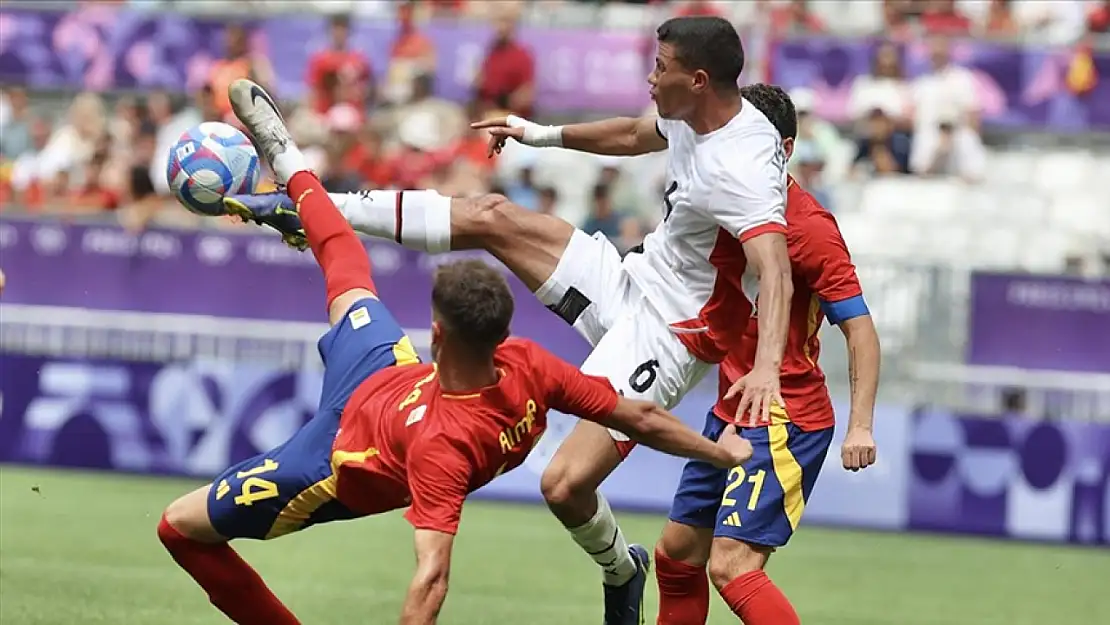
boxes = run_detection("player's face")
[649,43,701,120]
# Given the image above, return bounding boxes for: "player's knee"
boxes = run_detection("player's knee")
[460,193,513,240]
[707,538,770,590]
[656,521,712,567]
[162,486,223,544]
[539,457,595,514]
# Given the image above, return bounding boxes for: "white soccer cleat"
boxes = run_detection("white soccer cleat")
[227,79,297,183]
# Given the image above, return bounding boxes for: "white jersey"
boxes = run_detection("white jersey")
[622,100,788,363]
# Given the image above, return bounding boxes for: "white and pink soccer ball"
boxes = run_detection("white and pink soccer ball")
[166,122,260,216]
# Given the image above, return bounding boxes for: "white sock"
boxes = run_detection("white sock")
[270,147,307,186]
[331,190,451,254]
[568,492,637,586]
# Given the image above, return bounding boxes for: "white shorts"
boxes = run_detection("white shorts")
[535,230,711,445]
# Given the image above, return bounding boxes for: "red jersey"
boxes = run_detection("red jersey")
[477,40,535,117]
[331,339,618,535]
[307,48,372,114]
[714,179,863,431]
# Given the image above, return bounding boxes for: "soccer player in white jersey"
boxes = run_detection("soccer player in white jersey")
[225,16,792,624]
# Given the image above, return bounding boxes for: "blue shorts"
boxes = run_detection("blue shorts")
[668,410,833,548]
[207,296,420,540]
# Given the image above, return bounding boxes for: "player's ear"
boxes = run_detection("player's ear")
[430,320,443,346]
[783,137,795,161]
[691,69,710,94]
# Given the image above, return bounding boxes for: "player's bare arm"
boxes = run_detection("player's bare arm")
[471,114,667,157]
[838,314,880,471]
[399,529,455,625]
[599,397,752,468]
[725,232,793,425]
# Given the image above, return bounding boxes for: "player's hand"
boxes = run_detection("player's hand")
[841,426,877,472]
[470,117,523,157]
[715,424,753,468]
[724,365,784,427]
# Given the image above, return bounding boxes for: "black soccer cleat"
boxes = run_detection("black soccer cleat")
[602,544,651,625]
[222,191,307,251]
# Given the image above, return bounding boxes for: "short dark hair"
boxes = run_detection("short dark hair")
[740,83,797,140]
[330,14,351,29]
[431,260,514,355]
[656,17,744,91]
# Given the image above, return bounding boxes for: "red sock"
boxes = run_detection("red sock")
[286,170,375,306]
[718,570,800,625]
[157,515,300,625]
[655,549,710,625]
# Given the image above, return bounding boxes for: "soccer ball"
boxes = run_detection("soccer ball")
[166,122,260,216]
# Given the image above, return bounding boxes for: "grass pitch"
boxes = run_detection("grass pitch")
[0,466,1105,624]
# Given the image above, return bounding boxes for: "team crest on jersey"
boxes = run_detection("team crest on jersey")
[348,306,371,329]
[405,405,427,427]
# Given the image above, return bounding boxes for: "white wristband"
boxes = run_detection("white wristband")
[506,114,563,148]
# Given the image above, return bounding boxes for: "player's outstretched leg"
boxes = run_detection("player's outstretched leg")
[158,487,301,625]
[222,86,574,296]
[226,79,376,324]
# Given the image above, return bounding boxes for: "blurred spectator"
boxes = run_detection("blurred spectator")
[537,186,559,216]
[208,24,275,121]
[674,0,725,17]
[596,159,641,217]
[476,7,536,118]
[767,0,826,35]
[882,0,916,40]
[69,146,119,213]
[504,159,540,211]
[910,113,987,181]
[383,2,437,106]
[108,96,140,155]
[390,111,446,189]
[344,126,396,189]
[910,36,981,172]
[9,117,56,208]
[307,14,373,115]
[1014,0,1089,44]
[982,0,1020,37]
[1089,0,1110,33]
[582,184,622,239]
[39,93,106,188]
[791,88,842,164]
[792,142,834,210]
[389,73,467,153]
[853,108,912,177]
[322,103,363,181]
[321,139,365,194]
[118,122,161,230]
[451,104,501,176]
[847,42,912,126]
[919,0,972,35]
[0,88,33,159]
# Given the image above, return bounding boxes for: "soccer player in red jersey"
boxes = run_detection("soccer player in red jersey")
[156,79,753,625]
[654,84,882,625]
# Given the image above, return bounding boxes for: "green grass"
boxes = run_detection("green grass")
[0,466,1106,624]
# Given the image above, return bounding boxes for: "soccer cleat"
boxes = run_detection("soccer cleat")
[223,191,307,251]
[226,79,294,182]
[602,544,651,625]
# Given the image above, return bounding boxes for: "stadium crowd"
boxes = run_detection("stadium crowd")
[1,0,1109,257]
